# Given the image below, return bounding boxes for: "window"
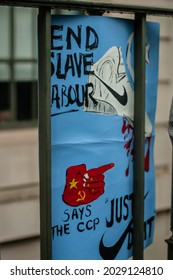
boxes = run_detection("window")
[0,6,38,128]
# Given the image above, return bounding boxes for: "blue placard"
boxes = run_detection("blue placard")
[51,15,159,260]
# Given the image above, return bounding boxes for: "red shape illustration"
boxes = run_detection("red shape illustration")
[62,163,114,206]
[122,117,151,176]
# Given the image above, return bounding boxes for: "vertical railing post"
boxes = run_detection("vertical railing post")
[166,99,173,260]
[38,6,52,260]
[133,13,146,260]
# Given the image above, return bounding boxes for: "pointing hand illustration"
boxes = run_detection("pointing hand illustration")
[62,163,114,206]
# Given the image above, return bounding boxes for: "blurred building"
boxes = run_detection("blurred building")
[0,6,40,259]
[0,1,173,259]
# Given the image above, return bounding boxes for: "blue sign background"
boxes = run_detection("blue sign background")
[51,15,159,260]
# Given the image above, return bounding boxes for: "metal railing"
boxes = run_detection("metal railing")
[0,0,173,260]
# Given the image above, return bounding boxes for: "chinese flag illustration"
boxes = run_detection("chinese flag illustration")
[62,163,114,206]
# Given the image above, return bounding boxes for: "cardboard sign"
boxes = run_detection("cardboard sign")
[51,15,159,259]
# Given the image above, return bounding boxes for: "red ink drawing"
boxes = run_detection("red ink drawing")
[122,117,152,176]
[62,163,114,206]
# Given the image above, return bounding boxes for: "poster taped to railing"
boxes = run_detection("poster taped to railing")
[51,15,160,259]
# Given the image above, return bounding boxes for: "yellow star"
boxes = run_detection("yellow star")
[69,178,78,189]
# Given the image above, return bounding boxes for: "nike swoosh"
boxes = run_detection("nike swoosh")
[93,72,128,106]
[99,192,150,260]
[99,219,133,260]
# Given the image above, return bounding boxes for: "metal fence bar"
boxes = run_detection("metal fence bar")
[38,6,52,260]
[1,1,173,16]
[133,13,146,260]
[166,102,173,259]
[167,149,173,259]
[166,149,173,259]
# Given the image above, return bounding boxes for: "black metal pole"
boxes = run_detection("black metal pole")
[38,6,52,260]
[133,13,146,260]
[1,1,173,16]
[166,99,173,260]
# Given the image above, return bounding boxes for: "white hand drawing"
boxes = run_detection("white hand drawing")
[84,39,152,137]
